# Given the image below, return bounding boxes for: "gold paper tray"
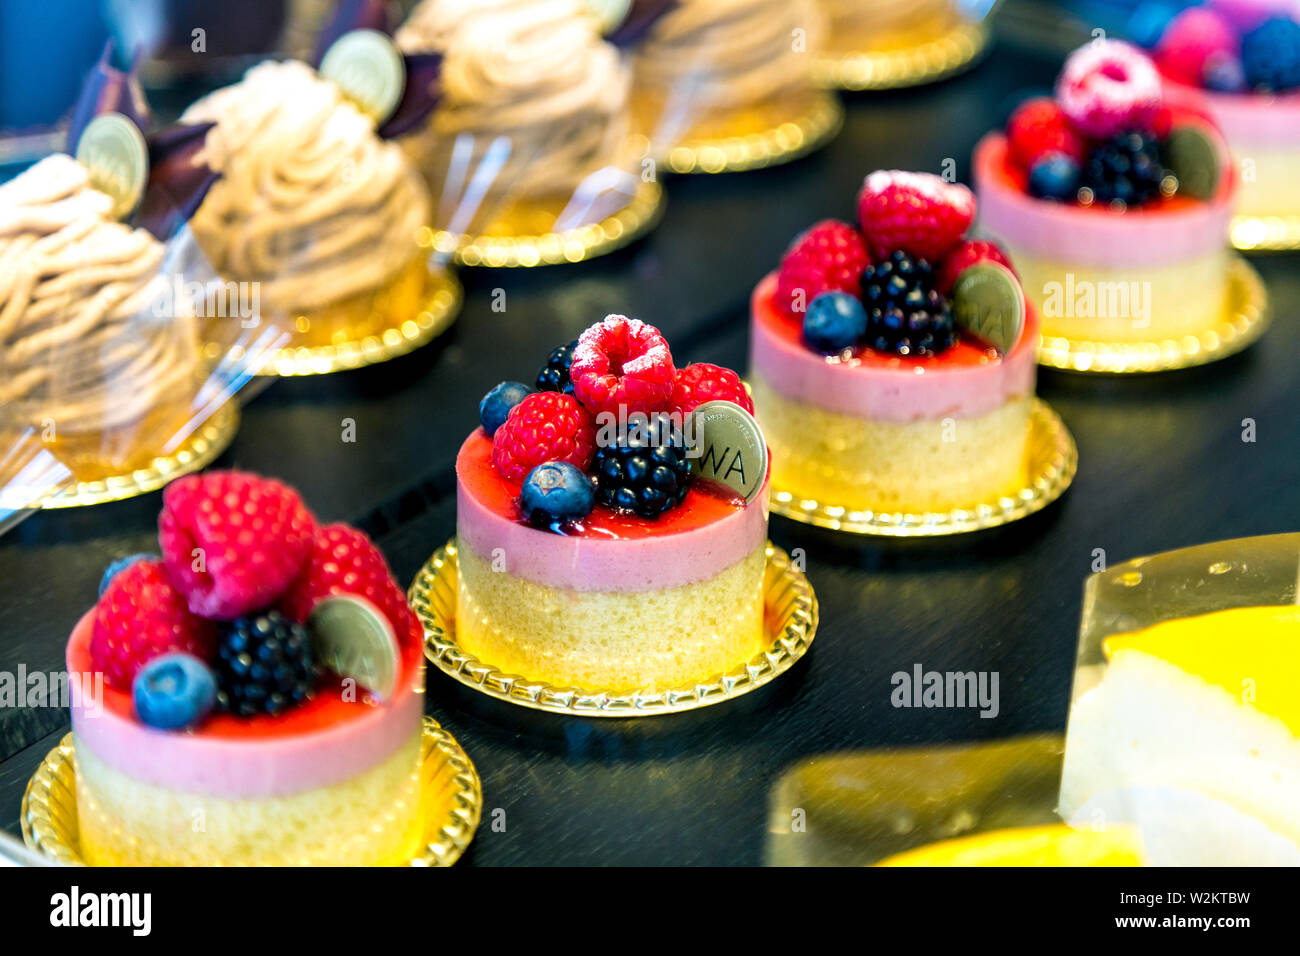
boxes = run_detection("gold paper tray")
[1036,256,1269,374]
[659,91,844,175]
[40,403,238,509]
[1231,214,1300,252]
[812,21,990,92]
[411,541,818,717]
[260,266,462,377]
[20,717,481,867]
[770,399,1076,537]
[430,179,664,268]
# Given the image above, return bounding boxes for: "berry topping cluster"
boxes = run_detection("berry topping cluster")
[478,316,753,530]
[775,171,1018,358]
[1143,1,1300,93]
[1006,40,1217,209]
[91,471,419,731]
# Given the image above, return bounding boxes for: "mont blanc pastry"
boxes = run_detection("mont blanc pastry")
[396,0,631,202]
[181,59,431,315]
[0,154,200,471]
[631,0,831,163]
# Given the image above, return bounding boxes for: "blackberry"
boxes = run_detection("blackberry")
[1080,131,1171,208]
[214,611,319,717]
[590,417,691,519]
[535,339,579,394]
[860,251,955,356]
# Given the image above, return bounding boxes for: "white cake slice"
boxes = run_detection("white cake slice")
[1060,606,1300,865]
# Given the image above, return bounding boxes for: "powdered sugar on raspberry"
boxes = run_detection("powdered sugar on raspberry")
[570,315,676,418]
[1056,40,1163,138]
[857,171,976,262]
[862,171,975,212]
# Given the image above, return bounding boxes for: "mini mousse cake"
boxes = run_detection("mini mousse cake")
[974,39,1237,345]
[71,471,427,866]
[1148,2,1300,243]
[749,170,1037,514]
[458,316,769,692]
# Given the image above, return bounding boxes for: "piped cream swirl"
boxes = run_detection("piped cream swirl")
[0,154,198,434]
[397,0,630,198]
[181,60,430,312]
[634,0,824,110]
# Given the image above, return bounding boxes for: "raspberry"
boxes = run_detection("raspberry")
[491,391,596,484]
[774,220,870,318]
[279,523,424,651]
[1006,98,1086,170]
[569,315,676,418]
[1056,40,1163,138]
[158,471,317,621]
[91,560,215,690]
[671,363,755,416]
[1150,104,1174,138]
[856,170,976,263]
[1155,7,1241,86]
[936,240,1017,294]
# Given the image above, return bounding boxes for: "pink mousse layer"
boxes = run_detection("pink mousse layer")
[748,272,1038,422]
[456,432,769,592]
[68,612,424,799]
[1165,79,1300,148]
[973,132,1236,268]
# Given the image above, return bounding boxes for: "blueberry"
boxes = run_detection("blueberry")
[802,291,867,353]
[1126,1,1179,50]
[133,653,217,730]
[99,553,157,597]
[479,381,533,437]
[1028,153,1081,202]
[521,461,595,526]
[1203,54,1247,93]
[1242,18,1300,93]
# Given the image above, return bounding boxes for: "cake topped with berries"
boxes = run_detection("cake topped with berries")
[1138,0,1300,240]
[994,39,1231,211]
[973,39,1239,348]
[69,471,428,866]
[456,316,770,692]
[749,170,1039,515]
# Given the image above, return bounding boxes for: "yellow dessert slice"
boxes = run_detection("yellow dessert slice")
[1060,605,1300,864]
[1101,605,1300,733]
[875,824,1143,867]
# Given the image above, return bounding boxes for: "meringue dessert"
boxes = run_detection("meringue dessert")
[1060,606,1300,866]
[396,0,632,217]
[181,59,432,347]
[459,316,769,691]
[632,0,832,163]
[0,154,201,477]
